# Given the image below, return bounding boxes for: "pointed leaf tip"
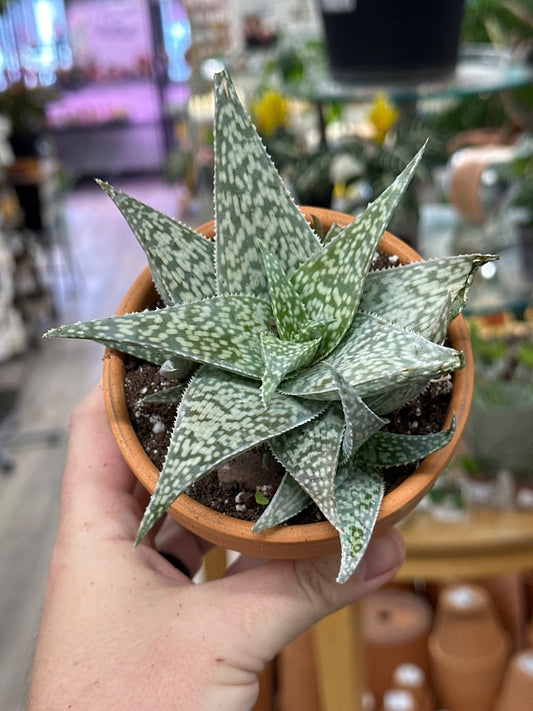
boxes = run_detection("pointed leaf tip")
[100,182,216,306]
[260,332,320,406]
[256,239,310,340]
[213,68,320,299]
[335,465,384,583]
[269,408,345,529]
[290,144,427,359]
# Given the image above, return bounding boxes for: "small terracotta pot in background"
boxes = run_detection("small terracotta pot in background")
[362,587,434,705]
[478,574,528,651]
[427,574,528,653]
[494,648,533,711]
[448,145,514,224]
[103,206,474,560]
[429,582,511,711]
[390,662,434,711]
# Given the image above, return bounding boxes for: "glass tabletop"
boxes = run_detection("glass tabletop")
[282,45,533,105]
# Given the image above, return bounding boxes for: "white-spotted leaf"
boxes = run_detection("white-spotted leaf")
[326,365,388,459]
[252,472,312,532]
[269,407,345,528]
[256,240,310,340]
[140,384,186,404]
[365,378,432,415]
[213,70,320,298]
[290,146,425,358]
[280,312,464,407]
[360,254,497,340]
[335,464,384,583]
[357,416,456,467]
[260,332,320,406]
[98,181,215,305]
[160,357,195,381]
[136,366,326,542]
[47,296,273,378]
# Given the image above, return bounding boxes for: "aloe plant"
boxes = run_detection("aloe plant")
[46,70,495,582]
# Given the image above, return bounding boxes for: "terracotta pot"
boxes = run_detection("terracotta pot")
[381,689,416,710]
[362,587,434,704]
[494,649,533,711]
[478,574,528,651]
[448,145,515,224]
[391,663,434,711]
[429,583,512,711]
[103,206,474,559]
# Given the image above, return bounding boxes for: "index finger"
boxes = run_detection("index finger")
[59,381,143,540]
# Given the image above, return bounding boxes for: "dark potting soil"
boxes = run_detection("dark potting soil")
[123,250,451,524]
[123,357,451,524]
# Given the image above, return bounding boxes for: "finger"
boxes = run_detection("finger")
[223,553,267,577]
[59,382,143,541]
[133,480,151,510]
[154,515,214,578]
[211,528,405,663]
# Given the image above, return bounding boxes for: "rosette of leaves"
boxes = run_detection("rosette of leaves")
[46,70,495,582]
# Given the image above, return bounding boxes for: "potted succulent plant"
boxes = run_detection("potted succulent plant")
[46,70,493,582]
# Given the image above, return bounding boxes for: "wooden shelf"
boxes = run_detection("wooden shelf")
[397,507,533,581]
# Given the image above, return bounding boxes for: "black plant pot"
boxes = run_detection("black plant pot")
[8,133,42,158]
[319,0,465,83]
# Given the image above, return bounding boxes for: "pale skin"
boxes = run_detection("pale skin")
[27,382,406,711]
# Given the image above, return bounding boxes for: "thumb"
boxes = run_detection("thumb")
[214,527,405,664]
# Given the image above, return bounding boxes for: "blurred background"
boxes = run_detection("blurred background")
[0,1,532,709]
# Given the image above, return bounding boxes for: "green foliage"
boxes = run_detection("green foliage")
[428,0,533,137]
[46,70,493,582]
[519,342,533,368]
[469,318,533,407]
[507,134,533,228]
[262,39,326,87]
[427,472,466,510]
[464,315,533,478]
[255,490,270,506]
[0,81,56,136]
[252,40,447,217]
[460,453,484,475]
[424,93,508,142]
[461,0,532,44]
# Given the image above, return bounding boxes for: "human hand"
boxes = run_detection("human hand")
[27,383,405,711]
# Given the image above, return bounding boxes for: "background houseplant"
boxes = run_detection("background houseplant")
[428,0,533,142]
[250,82,446,246]
[463,313,533,494]
[46,70,492,582]
[0,81,56,158]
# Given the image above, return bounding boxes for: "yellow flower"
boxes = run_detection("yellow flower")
[368,93,399,144]
[251,90,289,137]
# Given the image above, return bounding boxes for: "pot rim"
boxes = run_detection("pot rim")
[103,206,473,558]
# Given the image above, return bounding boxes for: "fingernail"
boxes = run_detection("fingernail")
[358,528,405,582]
